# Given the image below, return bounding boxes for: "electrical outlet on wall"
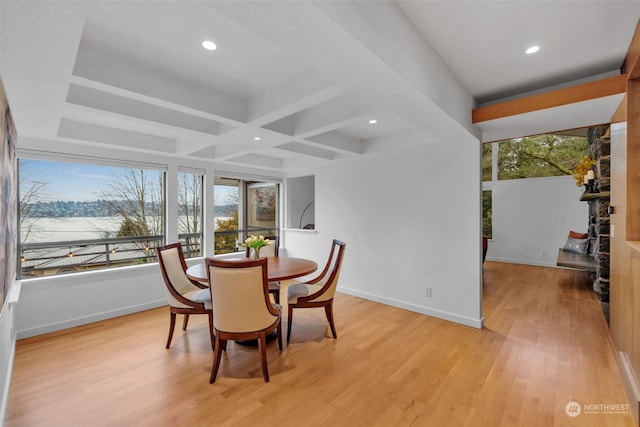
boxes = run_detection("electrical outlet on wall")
[425,287,432,297]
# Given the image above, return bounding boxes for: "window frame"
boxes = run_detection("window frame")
[17,153,168,279]
[213,175,281,255]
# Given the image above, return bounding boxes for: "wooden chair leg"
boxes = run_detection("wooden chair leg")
[182,314,190,331]
[276,319,283,350]
[210,334,224,384]
[207,312,215,351]
[258,332,269,383]
[287,305,294,343]
[166,311,177,349]
[272,289,280,305]
[324,304,337,338]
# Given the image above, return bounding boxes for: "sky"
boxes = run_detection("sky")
[20,159,128,202]
[20,158,239,204]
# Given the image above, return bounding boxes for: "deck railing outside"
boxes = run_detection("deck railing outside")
[19,227,278,278]
[19,234,198,278]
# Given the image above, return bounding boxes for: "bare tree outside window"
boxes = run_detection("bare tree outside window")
[18,161,49,243]
[99,169,164,237]
[178,172,202,257]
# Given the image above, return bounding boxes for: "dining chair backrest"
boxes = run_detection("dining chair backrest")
[158,243,206,308]
[206,258,279,333]
[245,236,279,258]
[303,239,346,303]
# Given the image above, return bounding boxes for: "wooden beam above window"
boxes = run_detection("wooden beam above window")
[472,74,628,124]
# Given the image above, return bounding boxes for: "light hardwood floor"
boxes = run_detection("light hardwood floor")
[6,262,635,426]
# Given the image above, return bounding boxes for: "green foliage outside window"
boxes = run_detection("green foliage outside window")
[482,190,492,239]
[214,211,239,254]
[482,144,492,182]
[497,133,588,180]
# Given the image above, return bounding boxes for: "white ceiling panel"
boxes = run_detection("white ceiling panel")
[1,0,638,172]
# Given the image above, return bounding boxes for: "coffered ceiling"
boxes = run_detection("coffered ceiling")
[2,1,639,173]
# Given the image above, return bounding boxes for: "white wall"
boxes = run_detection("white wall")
[0,279,20,425]
[283,138,484,328]
[286,175,314,229]
[16,263,166,338]
[487,176,588,266]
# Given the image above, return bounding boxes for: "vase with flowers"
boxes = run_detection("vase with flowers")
[242,235,271,259]
[573,155,596,190]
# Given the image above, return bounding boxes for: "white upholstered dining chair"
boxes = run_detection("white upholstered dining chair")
[206,257,282,383]
[157,242,214,350]
[286,239,346,343]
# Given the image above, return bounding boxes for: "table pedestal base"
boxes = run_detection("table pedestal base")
[234,331,278,347]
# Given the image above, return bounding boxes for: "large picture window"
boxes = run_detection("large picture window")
[18,158,165,278]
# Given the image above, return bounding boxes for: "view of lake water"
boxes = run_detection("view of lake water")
[20,217,231,243]
[21,217,123,242]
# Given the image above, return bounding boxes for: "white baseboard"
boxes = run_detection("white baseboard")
[337,286,484,329]
[16,300,167,340]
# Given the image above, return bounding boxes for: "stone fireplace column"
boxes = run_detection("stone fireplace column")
[584,125,611,302]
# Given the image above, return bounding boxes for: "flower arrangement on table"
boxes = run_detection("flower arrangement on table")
[242,235,271,259]
[573,155,596,187]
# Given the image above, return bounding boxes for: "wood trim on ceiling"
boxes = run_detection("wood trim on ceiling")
[472,74,628,124]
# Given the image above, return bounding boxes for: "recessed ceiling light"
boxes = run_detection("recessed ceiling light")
[253,136,261,141]
[202,40,217,51]
[525,45,540,54]
[368,119,378,124]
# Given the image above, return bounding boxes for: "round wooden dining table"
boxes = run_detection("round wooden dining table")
[186,256,318,283]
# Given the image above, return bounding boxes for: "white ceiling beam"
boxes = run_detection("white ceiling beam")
[66,84,224,135]
[73,44,247,125]
[291,94,376,138]
[313,1,476,138]
[224,153,283,170]
[0,1,87,137]
[363,128,439,155]
[247,69,348,126]
[275,141,335,160]
[58,119,176,153]
[211,0,478,143]
[211,142,255,161]
[280,155,329,171]
[303,132,364,155]
[62,102,222,158]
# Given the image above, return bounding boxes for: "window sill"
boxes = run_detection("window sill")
[282,228,318,233]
